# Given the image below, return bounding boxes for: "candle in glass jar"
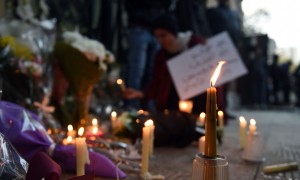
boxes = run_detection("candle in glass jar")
[239,116,247,148]
[205,61,225,158]
[249,119,256,134]
[76,127,90,176]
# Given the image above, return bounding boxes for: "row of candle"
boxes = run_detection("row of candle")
[62,118,101,145]
[239,116,256,148]
[198,111,224,129]
[198,116,257,152]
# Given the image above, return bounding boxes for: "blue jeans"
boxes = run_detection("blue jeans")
[125,26,160,109]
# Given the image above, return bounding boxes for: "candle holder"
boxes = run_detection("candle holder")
[242,132,264,162]
[192,153,229,180]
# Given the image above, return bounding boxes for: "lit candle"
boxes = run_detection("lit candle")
[178,100,193,113]
[205,61,225,158]
[141,120,152,175]
[76,127,90,176]
[199,112,205,126]
[111,111,117,128]
[92,118,98,135]
[198,136,205,153]
[67,124,76,138]
[148,119,155,156]
[62,135,74,145]
[117,79,126,91]
[218,110,224,129]
[239,116,247,148]
[249,119,257,134]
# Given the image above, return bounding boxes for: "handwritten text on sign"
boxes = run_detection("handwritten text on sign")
[167,31,248,100]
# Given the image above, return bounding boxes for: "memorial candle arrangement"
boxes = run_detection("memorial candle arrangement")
[76,127,90,176]
[205,61,225,158]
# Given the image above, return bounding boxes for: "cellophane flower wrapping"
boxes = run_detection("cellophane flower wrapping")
[0,132,28,180]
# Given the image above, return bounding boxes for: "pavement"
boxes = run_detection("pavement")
[63,107,300,180]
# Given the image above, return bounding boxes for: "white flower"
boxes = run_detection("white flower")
[62,31,114,65]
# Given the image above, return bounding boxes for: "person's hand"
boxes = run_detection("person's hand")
[123,88,144,99]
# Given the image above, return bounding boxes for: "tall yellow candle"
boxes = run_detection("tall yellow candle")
[141,120,152,175]
[205,61,225,158]
[76,127,90,176]
[239,116,247,148]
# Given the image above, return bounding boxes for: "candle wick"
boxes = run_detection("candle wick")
[210,81,213,87]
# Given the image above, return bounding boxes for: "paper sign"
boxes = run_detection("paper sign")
[167,31,248,100]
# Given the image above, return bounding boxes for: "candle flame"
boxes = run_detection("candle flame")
[137,109,144,114]
[116,79,123,85]
[180,102,188,109]
[67,136,72,143]
[200,112,206,119]
[78,127,84,136]
[92,118,98,126]
[144,119,154,127]
[67,124,73,132]
[210,61,226,86]
[111,111,117,118]
[218,110,224,116]
[47,129,52,135]
[250,119,256,126]
[239,116,246,123]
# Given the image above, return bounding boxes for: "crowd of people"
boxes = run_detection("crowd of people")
[121,0,242,123]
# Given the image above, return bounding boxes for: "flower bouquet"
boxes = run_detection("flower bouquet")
[53,31,114,127]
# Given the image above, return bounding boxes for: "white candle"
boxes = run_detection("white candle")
[199,112,205,126]
[141,120,151,175]
[178,100,193,113]
[239,116,247,148]
[67,124,76,138]
[148,119,155,156]
[76,127,90,176]
[62,135,74,145]
[111,111,117,128]
[218,110,224,129]
[117,79,126,91]
[198,136,205,153]
[92,118,98,135]
[249,119,257,134]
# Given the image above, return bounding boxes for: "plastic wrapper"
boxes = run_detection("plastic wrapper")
[0,132,28,179]
[0,101,126,178]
